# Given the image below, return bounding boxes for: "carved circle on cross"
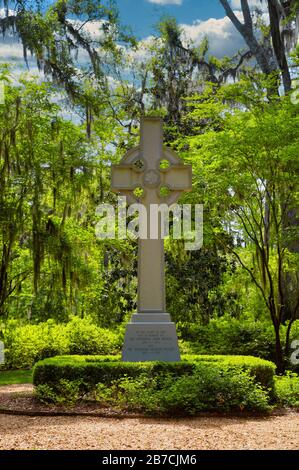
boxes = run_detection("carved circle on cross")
[142,169,161,189]
[132,157,147,173]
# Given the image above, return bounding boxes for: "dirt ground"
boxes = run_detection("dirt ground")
[0,412,298,450]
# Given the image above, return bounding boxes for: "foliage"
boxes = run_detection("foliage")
[166,244,234,324]
[65,317,122,355]
[1,317,121,369]
[96,243,137,327]
[33,354,274,413]
[2,316,298,372]
[191,354,275,391]
[179,318,299,366]
[33,354,275,390]
[0,2,298,385]
[0,0,134,104]
[0,73,133,324]
[35,379,84,406]
[185,81,299,372]
[94,368,270,414]
[125,17,253,140]
[274,373,299,408]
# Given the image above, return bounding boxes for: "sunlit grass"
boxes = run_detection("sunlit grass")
[0,370,33,385]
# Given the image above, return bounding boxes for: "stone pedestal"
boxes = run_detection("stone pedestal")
[122,313,181,362]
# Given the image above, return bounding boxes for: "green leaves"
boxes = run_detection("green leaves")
[0,74,129,321]
[32,354,275,413]
[183,80,299,371]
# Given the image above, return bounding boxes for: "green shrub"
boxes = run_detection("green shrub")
[178,318,276,360]
[187,354,275,391]
[33,354,274,389]
[3,316,298,371]
[35,379,84,406]
[64,317,120,355]
[2,320,68,369]
[178,318,299,366]
[33,354,274,414]
[95,374,163,412]
[96,367,270,414]
[2,317,121,369]
[274,373,299,409]
[33,355,195,388]
[158,366,270,414]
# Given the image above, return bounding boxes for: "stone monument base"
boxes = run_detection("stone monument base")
[122,313,181,362]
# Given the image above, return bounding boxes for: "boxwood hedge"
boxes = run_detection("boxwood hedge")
[33,355,275,413]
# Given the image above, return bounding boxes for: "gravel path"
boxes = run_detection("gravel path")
[1,413,299,450]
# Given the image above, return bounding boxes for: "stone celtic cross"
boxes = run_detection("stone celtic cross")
[111,117,192,361]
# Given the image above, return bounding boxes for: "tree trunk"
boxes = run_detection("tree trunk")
[285,318,295,357]
[219,0,278,75]
[274,323,285,374]
[268,0,292,93]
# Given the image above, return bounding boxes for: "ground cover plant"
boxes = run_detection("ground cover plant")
[32,355,275,414]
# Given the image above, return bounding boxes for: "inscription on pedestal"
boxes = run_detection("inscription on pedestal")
[122,323,180,362]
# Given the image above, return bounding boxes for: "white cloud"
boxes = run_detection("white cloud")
[0,42,24,60]
[83,20,105,38]
[126,13,250,63]
[69,19,107,41]
[181,13,246,57]
[230,0,268,12]
[0,7,15,18]
[126,36,158,62]
[147,0,183,5]
[0,34,42,70]
[127,12,249,63]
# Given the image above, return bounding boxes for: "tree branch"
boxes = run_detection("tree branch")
[219,0,244,31]
[241,0,253,30]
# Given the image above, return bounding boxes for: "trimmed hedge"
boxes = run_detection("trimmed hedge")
[33,354,275,389]
[188,355,275,390]
[33,355,275,413]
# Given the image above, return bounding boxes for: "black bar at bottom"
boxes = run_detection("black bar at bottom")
[0,450,298,468]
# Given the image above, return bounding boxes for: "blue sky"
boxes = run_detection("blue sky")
[1,0,269,71]
[115,0,225,39]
